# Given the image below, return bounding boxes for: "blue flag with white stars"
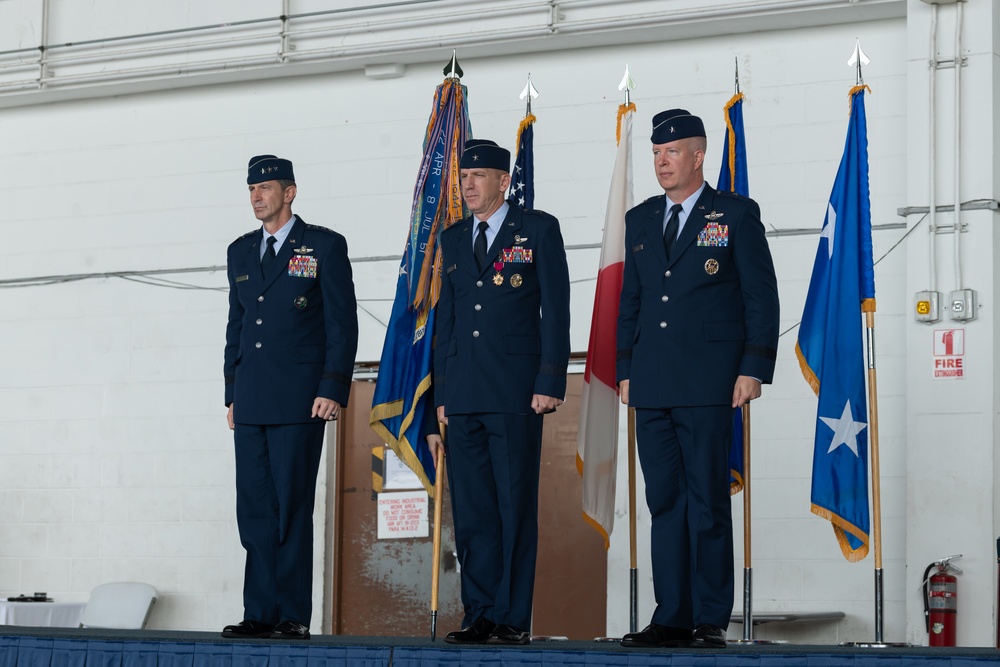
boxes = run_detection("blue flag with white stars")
[509,114,535,209]
[796,85,875,562]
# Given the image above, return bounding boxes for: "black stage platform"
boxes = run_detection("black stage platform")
[2,626,999,666]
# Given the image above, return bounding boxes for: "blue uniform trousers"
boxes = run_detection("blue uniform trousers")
[445,412,543,631]
[635,405,734,629]
[234,422,325,626]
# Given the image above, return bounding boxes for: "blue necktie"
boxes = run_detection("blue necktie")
[260,236,277,277]
[474,220,489,272]
[663,203,683,260]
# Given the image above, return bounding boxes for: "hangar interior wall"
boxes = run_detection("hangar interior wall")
[0,0,995,647]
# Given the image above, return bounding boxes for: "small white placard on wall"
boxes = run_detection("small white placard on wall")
[383,446,424,490]
[377,490,429,539]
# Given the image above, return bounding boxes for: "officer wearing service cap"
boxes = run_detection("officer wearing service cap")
[222,155,358,640]
[616,110,779,649]
[432,138,570,646]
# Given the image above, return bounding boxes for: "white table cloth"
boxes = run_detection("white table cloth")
[0,600,87,627]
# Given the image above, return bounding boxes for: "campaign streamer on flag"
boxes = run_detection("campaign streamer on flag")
[577,102,635,548]
[717,91,750,495]
[796,85,875,561]
[509,113,535,209]
[369,77,469,496]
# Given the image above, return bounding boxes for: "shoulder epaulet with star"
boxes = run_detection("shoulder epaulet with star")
[641,194,664,205]
[523,208,558,224]
[229,229,258,248]
[714,188,751,203]
[440,219,468,236]
[304,223,338,235]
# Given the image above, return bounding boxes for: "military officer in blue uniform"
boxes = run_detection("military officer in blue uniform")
[617,111,779,649]
[432,139,571,646]
[222,155,358,640]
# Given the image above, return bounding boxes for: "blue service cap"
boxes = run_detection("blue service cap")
[247,155,295,184]
[650,109,706,144]
[460,139,510,172]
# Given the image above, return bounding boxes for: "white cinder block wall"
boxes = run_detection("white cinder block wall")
[0,0,996,646]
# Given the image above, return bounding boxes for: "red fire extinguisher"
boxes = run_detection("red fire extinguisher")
[923,554,962,647]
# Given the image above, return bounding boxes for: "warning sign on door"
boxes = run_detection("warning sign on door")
[377,490,429,539]
[932,328,965,380]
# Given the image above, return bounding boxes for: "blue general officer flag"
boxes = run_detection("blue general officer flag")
[509,113,535,209]
[370,77,469,495]
[796,85,875,561]
[717,91,749,494]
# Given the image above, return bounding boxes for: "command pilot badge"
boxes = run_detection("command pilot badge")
[704,259,720,275]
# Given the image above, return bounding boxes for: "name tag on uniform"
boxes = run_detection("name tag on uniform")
[632,244,644,253]
[288,256,317,278]
[235,274,249,283]
[446,264,458,273]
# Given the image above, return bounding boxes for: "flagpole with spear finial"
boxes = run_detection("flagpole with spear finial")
[429,48,462,642]
[725,57,773,647]
[520,73,538,116]
[840,39,904,648]
[617,63,639,636]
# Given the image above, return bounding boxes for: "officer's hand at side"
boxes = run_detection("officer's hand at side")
[619,380,629,406]
[312,397,341,421]
[426,434,444,471]
[437,405,448,426]
[227,404,235,431]
[732,375,762,408]
[532,394,562,414]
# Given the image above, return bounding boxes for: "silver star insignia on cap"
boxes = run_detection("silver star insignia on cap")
[472,154,479,161]
[669,126,676,133]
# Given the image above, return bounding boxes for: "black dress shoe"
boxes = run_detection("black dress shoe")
[271,620,310,640]
[221,620,275,639]
[690,623,726,648]
[620,623,691,648]
[444,617,495,644]
[487,624,530,645]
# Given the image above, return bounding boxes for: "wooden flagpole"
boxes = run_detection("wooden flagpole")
[430,432,446,641]
[865,310,886,644]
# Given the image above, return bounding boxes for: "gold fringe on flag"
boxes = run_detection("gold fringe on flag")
[412,81,468,312]
[515,113,536,151]
[811,503,870,562]
[616,103,636,146]
[848,84,872,112]
[722,92,745,193]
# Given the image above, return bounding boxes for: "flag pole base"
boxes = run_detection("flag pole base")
[629,567,638,634]
[840,641,911,648]
[430,611,437,642]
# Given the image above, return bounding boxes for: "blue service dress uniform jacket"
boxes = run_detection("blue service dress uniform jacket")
[434,206,571,414]
[615,184,779,630]
[433,204,571,630]
[616,185,779,404]
[225,216,358,421]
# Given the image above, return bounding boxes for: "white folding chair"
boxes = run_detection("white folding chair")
[80,582,158,630]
